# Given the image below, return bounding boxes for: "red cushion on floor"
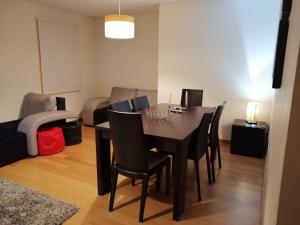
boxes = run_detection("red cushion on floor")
[37,127,65,156]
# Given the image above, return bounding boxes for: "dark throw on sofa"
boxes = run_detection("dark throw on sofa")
[0,119,27,167]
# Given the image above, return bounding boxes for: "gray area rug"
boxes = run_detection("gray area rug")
[0,178,79,225]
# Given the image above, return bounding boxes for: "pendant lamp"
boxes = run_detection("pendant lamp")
[104,0,135,39]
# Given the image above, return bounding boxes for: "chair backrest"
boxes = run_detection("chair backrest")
[136,89,157,106]
[180,89,203,107]
[111,100,132,112]
[108,110,148,172]
[193,112,214,159]
[210,101,226,148]
[131,95,150,112]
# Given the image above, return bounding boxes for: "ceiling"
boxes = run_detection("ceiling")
[31,0,181,18]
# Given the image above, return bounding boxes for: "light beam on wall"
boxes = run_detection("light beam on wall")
[247,54,274,81]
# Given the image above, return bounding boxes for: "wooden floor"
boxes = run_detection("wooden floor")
[0,126,265,225]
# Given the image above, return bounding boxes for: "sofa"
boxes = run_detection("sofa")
[0,93,69,166]
[82,87,157,126]
[18,110,77,156]
[0,119,27,167]
[17,93,78,156]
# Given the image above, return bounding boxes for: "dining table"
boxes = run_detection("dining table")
[95,103,215,220]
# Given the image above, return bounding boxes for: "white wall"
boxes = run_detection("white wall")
[262,0,300,224]
[0,0,97,122]
[0,1,159,122]
[276,47,300,225]
[95,13,159,97]
[158,0,281,140]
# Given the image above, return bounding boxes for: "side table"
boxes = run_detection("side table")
[230,119,269,158]
[61,121,82,146]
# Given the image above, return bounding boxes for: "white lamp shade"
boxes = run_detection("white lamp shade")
[246,102,259,121]
[105,15,134,39]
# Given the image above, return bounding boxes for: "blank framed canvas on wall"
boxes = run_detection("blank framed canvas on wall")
[37,18,80,94]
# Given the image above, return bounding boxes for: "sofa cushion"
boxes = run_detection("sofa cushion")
[110,87,137,104]
[0,126,16,136]
[136,89,157,107]
[0,131,25,143]
[20,93,57,118]
[0,119,27,167]
[0,129,17,137]
[0,132,27,167]
[0,119,22,136]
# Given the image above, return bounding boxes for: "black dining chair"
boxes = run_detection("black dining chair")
[158,112,214,201]
[111,100,132,112]
[188,112,214,201]
[131,95,150,112]
[180,89,204,107]
[111,100,135,184]
[108,110,170,223]
[209,101,226,182]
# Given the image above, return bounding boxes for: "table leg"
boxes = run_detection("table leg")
[95,128,111,195]
[173,139,189,220]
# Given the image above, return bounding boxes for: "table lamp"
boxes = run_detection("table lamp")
[246,102,259,125]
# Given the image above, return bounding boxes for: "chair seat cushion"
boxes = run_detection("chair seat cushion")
[148,151,169,170]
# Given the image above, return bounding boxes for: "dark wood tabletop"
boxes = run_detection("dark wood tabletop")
[96,104,215,141]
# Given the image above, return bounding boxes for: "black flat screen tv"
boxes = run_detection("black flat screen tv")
[272,0,293,89]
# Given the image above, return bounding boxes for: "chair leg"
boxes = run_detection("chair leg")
[111,154,115,165]
[210,148,216,182]
[211,160,216,182]
[109,166,118,212]
[194,159,202,201]
[156,170,161,191]
[139,175,149,223]
[205,151,212,184]
[166,160,170,196]
[132,178,135,186]
[217,141,222,169]
[172,156,175,175]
